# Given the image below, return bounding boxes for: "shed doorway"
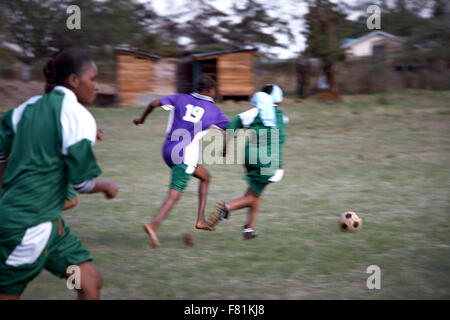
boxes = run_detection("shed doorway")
[193,58,217,87]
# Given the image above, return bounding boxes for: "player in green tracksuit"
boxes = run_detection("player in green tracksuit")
[63,129,103,212]
[208,87,288,239]
[0,49,118,300]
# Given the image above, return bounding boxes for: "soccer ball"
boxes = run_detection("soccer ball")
[339,211,362,232]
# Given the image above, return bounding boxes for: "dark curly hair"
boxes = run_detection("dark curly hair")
[195,74,216,93]
[261,84,274,95]
[43,49,93,93]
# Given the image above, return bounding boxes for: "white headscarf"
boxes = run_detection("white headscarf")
[251,91,276,128]
[267,84,283,104]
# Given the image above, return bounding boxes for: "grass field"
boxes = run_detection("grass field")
[5,89,449,299]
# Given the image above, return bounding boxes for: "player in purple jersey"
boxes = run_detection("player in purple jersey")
[133,75,229,247]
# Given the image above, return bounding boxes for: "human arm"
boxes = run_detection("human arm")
[65,140,118,200]
[65,142,118,200]
[63,197,78,210]
[62,102,118,200]
[133,99,162,125]
[75,179,118,199]
[221,130,235,157]
[0,162,6,193]
[0,110,14,193]
[63,178,118,211]
[95,129,103,143]
[221,116,243,157]
[63,185,78,211]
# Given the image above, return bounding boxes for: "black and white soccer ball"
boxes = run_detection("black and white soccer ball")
[339,211,362,232]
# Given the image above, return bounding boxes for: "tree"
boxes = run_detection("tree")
[403,0,450,63]
[148,0,295,57]
[0,0,155,61]
[0,5,8,37]
[1,0,70,61]
[147,0,228,51]
[340,0,437,38]
[216,0,292,53]
[131,33,182,57]
[303,0,347,98]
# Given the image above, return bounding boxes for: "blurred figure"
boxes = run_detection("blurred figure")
[133,74,229,248]
[208,87,289,239]
[63,129,104,211]
[0,49,118,300]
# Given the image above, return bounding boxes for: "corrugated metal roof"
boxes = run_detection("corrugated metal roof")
[341,31,397,49]
[115,48,161,59]
[190,48,257,58]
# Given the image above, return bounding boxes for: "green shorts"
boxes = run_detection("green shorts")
[170,164,195,192]
[0,217,92,295]
[245,165,285,197]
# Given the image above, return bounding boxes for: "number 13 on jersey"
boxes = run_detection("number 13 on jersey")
[183,104,205,123]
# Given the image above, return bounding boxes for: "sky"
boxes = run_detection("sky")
[148,0,366,59]
[146,0,365,59]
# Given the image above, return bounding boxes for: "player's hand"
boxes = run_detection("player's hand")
[103,180,119,199]
[133,118,144,126]
[95,129,103,144]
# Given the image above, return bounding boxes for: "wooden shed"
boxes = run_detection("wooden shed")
[178,48,258,100]
[115,49,161,106]
[116,48,257,106]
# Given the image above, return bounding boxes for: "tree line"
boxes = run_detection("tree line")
[0,0,448,95]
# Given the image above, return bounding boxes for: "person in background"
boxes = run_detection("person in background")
[208,87,288,240]
[133,75,229,248]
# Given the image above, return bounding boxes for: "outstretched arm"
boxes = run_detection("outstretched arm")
[133,99,162,125]
[221,115,242,157]
[88,179,119,199]
[221,129,235,157]
[73,179,118,199]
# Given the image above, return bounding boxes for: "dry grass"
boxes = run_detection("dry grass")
[3,89,449,300]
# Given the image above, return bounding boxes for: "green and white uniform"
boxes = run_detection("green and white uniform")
[0,86,101,295]
[66,185,78,202]
[227,106,288,197]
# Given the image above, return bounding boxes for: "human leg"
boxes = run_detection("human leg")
[143,188,182,247]
[143,165,193,247]
[226,188,261,239]
[242,194,262,239]
[0,223,52,298]
[227,188,258,211]
[65,261,103,300]
[192,165,214,231]
[45,217,99,298]
[244,191,261,230]
[148,188,182,231]
[207,188,257,227]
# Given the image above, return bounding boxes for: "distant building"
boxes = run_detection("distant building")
[115,49,162,106]
[115,48,257,106]
[341,31,405,59]
[177,49,257,100]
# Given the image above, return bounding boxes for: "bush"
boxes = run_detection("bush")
[336,57,450,94]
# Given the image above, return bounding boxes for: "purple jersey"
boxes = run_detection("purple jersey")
[160,93,229,167]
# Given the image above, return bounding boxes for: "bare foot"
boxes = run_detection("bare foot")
[143,223,160,248]
[195,221,215,231]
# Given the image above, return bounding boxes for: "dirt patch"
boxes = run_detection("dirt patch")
[0,79,44,110]
[0,78,116,111]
